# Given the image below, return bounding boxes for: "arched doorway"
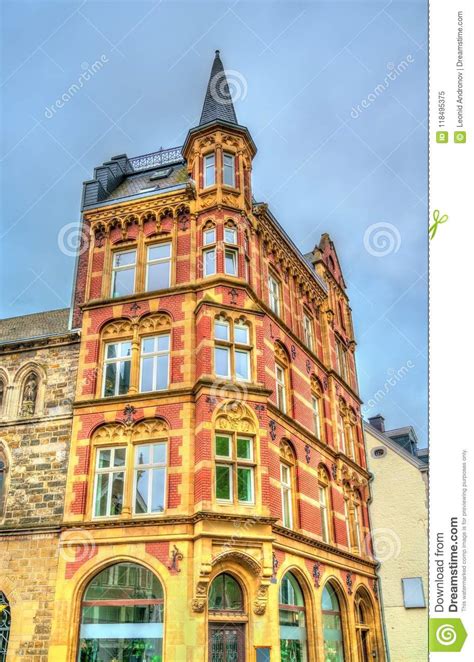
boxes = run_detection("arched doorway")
[355,589,377,662]
[322,582,345,661]
[0,592,10,662]
[78,562,164,661]
[208,573,246,662]
[279,572,308,662]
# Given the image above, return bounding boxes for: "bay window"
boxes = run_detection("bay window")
[214,318,251,382]
[215,433,255,504]
[223,152,236,187]
[204,153,216,187]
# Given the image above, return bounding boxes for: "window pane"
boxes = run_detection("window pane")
[135,468,149,514]
[216,435,231,457]
[214,321,229,341]
[104,363,117,397]
[237,437,252,460]
[234,325,249,344]
[106,343,118,359]
[204,154,215,187]
[237,467,253,502]
[157,334,170,351]
[136,445,151,465]
[215,346,230,377]
[114,448,126,466]
[112,267,135,297]
[111,473,124,515]
[142,337,155,354]
[225,250,237,275]
[98,449,111,468]
[282,488,292,528]
[204,248,216,276]
[203,228,216,245]
[156,354,169,390]
[118,360,131,394]
[148,243,171,260]
[224,227,237,244]
[140,357,154,392]
[119,341,132,357]
[151,468,166,512]
[94,473,109,516]
[153,443,166,464]
[235,350,250,381]
[216,465,231,500]
[147,261,170,290]
[114,250,136,267]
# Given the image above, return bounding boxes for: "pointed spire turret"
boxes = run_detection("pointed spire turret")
[199,50,238,126]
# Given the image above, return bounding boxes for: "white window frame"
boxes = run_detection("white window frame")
[224,226,237,245]
[354,501,362,552]
[319,485,330,543]
[139,334,171,392]
[312,395,321,439]
[275,363,287,413]
[234,322,251,382]
[145,242,172,291]
[203,247,217,277]
[203,227,216,245]
[268,274,281,315]
[303,313,314,351]
[111,249,136,298]
[224,247,238,276]
[93,446,126,518]
[102,341,132,397]
[280,462,293,528]
[223,152,236,187]
[133,442,167,515]
[204,152,216,188]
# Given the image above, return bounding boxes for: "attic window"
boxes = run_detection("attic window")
[150,168,172,181]
[371,447,386,459]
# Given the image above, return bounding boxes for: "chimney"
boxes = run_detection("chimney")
[368,414,385,432]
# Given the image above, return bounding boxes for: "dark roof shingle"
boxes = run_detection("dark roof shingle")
[0,308,71,344]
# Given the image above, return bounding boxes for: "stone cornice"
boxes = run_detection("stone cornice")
[0,332,80,355]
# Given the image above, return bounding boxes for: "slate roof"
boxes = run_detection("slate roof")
[0,308,71,344]
[103,163,189,203]
[199,50,238,126]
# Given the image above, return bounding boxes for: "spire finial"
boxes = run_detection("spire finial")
[199,50,238,126]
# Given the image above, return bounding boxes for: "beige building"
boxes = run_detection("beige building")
[364,415,428,662]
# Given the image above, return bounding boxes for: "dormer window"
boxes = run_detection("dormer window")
[223,152,235,187]
[204,153,216,187]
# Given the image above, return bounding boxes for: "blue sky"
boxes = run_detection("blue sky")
[0,0,428,444]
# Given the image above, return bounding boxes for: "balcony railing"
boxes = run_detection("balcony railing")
[129,146,183,172]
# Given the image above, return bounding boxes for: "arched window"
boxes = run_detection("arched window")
[0,592,10,661]
[280,440,296,529]
[322,583,345,661]
[355,589,377,662]
[0,446,8,519]
[279,572,308,661]
[0,379,5,415]
[209,573,243,612]
[208,574,246,661]
[78,562,164,661]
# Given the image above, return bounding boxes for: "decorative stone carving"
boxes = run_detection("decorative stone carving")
[132,418,169,441]
[214,401,256,433]
[20,373,38,416]
[138,313,171,334]
[253,582,269,615]
[211,549,261,576]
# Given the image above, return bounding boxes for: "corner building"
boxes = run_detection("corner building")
[50,52,386,662]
